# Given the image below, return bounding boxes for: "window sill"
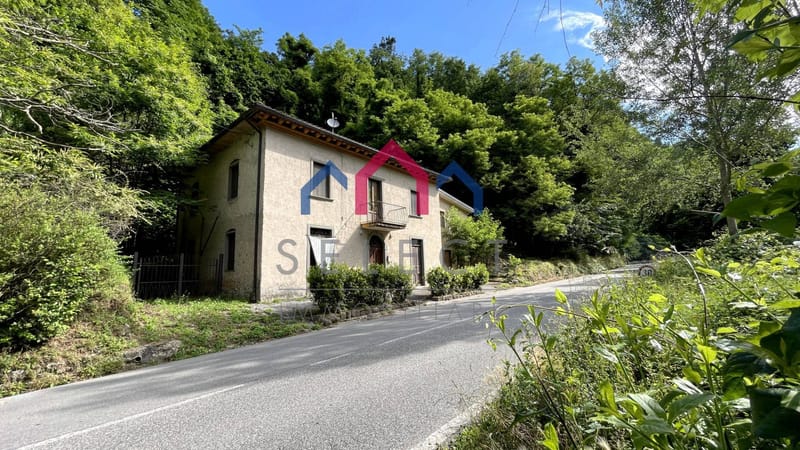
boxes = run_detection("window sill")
[409,214,423,219]
[310,195,334,202]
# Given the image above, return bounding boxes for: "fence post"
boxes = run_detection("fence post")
[178,253,184,296]
[133,251,140,296]
[216,253,224,294]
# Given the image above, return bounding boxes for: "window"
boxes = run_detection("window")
[226,229,236,271]
[311,161,330,198]
[228,160,239,200]
[308,228,333,267]
[410,190,419,216]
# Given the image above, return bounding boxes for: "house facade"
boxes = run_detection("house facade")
[179,104,471,299]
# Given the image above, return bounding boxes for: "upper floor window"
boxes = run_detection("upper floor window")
[410,190,419,216]
[311,161,330,198]
[228,160,239,200]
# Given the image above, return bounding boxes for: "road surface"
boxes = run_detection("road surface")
[0,271,625,449]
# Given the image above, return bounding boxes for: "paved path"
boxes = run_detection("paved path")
[0,271,628,450]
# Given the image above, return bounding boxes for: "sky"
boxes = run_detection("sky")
[201,0,606,70]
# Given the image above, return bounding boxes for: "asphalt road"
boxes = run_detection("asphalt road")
[0,271,627,450]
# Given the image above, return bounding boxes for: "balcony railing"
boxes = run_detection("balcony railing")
[360,202,408,230]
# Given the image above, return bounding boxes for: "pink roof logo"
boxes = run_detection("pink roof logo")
[355,140,429,215]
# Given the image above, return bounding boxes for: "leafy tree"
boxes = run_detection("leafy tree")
[369,36,406,90]
[595,0,799,235]
[443,208,505,266]
[312,41,376,133]
[129,0,240,125]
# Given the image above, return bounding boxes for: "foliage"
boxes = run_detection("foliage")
[460,244,800,449]
[0,179,131,348]
[595,0,799,235]
[695,0,800,103]
[722,149,800,237]
[443,207,505,267]
[426,264,488,297]
[705,229,789,262]
[504,254,626,286]
[307,264,412,309]
[367,264,413,303]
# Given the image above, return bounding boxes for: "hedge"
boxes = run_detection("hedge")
[308,263,413,310]
[426,264,489,297]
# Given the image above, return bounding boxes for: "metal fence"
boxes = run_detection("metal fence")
[133,253,222,299]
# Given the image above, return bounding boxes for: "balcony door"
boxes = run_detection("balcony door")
[368,178,382,222]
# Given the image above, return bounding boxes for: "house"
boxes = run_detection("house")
[178,104,473,300]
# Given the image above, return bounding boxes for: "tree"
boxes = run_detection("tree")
[312,41,377,133]
[443,208,505,266]
[595,0,799,235]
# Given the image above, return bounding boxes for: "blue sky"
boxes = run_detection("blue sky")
[201,0,605,70]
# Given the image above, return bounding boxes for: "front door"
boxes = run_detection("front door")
[369,235,385,265]
[411,239,424,285]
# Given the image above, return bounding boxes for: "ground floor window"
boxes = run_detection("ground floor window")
[226,229,236,271]
[308,227,333,267]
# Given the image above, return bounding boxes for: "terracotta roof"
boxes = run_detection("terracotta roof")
[201,104,445,183]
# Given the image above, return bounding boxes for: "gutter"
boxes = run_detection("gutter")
[245,117,264,303]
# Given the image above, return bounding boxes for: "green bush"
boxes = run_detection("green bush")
[341,265,370,306]
[427,267,453,296]
[308,264,413,309]
[427,264,488,297]
[474,246,800,449]
[368,264,412,303]
[706,229,788,262]
[466,263,490,289]
[0,184,130,349]
[307,264,346,310]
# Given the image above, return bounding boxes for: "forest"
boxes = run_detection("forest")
[2,0,799,340]
[2,0,800,446]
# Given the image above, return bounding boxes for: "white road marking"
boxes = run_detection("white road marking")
[308,352,353,366]
[19,384,246,449]
[377,318,473,347]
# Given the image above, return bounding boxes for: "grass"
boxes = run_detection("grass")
[0,297,316,398]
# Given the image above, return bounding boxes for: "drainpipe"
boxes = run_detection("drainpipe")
[245,117,264,303]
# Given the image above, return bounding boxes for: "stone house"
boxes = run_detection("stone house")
[178,104,472,299]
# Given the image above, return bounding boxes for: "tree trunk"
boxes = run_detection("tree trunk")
[718,155,738,235]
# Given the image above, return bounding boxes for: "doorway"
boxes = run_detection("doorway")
[369,235,385,265]
[368,178,383,221]
[411,239,424,285]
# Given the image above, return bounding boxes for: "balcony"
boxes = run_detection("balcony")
[360,202,408,230]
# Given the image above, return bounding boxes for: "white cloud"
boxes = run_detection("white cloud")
[541,10,605,49]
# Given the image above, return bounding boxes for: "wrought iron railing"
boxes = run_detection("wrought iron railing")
[360,201,409,229]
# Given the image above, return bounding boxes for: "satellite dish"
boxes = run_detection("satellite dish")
[326,113,340,132]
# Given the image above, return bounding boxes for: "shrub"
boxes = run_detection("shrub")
[466,263,490,289]
[307,264,346,310]
[427,264,488,297]
[427,267,453,296]
[341,265,370,307]
[0,184,130,349]
[308,264,413,309]
[706,229,788,262]
[368,264,412,303]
